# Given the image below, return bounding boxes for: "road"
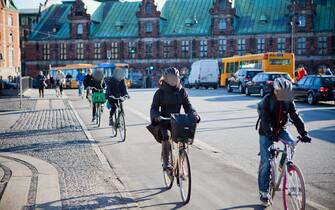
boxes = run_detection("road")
[68,88,335,210]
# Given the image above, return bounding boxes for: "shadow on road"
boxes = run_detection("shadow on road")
[205,96,257,102]
[219,204,266,210]
[309,126,335,144]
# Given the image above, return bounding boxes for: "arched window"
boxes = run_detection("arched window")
[145,3,152,14]
[77,24,83,35]
[219,19,226,30]
[298,16,306,27]
[219,0,226,10]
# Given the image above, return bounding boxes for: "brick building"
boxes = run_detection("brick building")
[0,0,20,81]
[23,0,335,80]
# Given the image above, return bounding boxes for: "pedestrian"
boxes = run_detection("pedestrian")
[55,70,65,97]
[84,69,93,99]
[325,68,333,75]
[50,76,54,89]
[76,70,85,96]
[296,67,308,81]
[37,71,46,98]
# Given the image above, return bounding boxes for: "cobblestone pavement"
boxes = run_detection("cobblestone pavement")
[0,97,36,112]
[0,90,135,209]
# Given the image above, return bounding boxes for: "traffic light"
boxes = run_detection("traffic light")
[130,48,135,54]
[149,66,154,71]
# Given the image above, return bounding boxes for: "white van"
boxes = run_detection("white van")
[188,59,219,89]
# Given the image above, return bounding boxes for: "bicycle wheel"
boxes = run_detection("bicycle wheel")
[283,164,306,210]
[118,112,126,142]
[97,105,101,127]
[163,144,174,189]
[178,149,191,204]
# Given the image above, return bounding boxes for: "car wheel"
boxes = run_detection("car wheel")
[227,83,232,92]
[245,87,250,96]
[213,84,218,89]
[307,92,316,105]
[260,88,265,97]
[239,84,245,94]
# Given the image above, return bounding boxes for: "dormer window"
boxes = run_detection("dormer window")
[77,24,83,35]
[260,15,268,24]
[219,0,226,10]
[115,21,124,30]
[145,22,153,33]
[298,16,306,27]
[145,3,152,14]
[219,19,226,30]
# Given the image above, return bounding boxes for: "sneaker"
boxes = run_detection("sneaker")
[162,162,173,171]
[260,192,270,207]
[92,117,96,122]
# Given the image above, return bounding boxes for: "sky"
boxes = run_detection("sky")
[14,0,166,10]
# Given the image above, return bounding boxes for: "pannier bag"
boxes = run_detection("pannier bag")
[92,92,106,104]
[171,113,197,144]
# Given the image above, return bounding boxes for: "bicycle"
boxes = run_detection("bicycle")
[108,95,128,142]
[160,114,197,205]
[268,137,306,210]
[90,87,106,127]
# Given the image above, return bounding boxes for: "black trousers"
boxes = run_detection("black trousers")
[108,99,118,118]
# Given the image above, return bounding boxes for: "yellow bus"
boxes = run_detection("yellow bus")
[220,52,295,86]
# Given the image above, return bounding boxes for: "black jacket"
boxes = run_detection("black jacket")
[36,75,46,88]
[105,77,128,99]
[259,93,307,138]
[83,74,93,89]
[150,82,198,123]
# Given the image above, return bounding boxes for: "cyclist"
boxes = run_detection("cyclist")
[84,69,93,99]
[55,70,65,97]
[105,68,129,126]
[88,69,105,122]
[150,67,200,170]
[76,70,85,96]
[257,77,311,206]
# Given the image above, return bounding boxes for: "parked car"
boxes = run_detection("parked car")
[245,72,292,97]
[188,59,219,89]
[227,68,263,93]
[0,80,17,89]
[293,75,335,105]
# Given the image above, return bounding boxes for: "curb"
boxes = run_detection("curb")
[66,96,140,209]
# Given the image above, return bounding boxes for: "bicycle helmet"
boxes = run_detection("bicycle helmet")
[273,78,294,101]
[160,67,180,87]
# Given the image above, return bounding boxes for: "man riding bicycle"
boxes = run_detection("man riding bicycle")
[150,67,200,170]
[257,78,311,206]
[105,68,129,126]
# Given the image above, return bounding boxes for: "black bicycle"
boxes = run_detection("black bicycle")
[109,95,128,141]
[90,87,106,127]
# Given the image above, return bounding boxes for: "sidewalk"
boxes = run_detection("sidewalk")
[0,89,137,209]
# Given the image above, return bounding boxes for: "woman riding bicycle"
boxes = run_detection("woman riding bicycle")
[88,69,105,122]
[257,77,311,206]
[150,67,200,170]
[105,68,129,126]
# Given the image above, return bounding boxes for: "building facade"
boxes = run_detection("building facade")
[0,0,20,81]
[23,0,335,80]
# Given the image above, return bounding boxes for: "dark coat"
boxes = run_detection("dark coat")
[105,77,128,98]
[37,75,46,88]
[83,74,93,89]
[150,82,198,123]
[259,93,307,138]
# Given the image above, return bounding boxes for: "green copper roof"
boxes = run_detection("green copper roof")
[92,1,140,38]
[314,0,335,32]
[233,0,291,34]
[160,0,214,36]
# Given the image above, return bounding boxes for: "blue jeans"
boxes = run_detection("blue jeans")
[258,130,294,193]
[78,82,83,95]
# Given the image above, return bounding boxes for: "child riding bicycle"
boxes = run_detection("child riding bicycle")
[257,77,311,206]
[150,67,200,170]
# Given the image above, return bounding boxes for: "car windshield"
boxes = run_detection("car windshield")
[247,71,261,78]
[322,77,335,86]
[270,74,291,81]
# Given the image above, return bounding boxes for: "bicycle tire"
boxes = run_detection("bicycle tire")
[283,164,306,210]
[118,112,126,141]
[163,144,174,189]
[97,104,101,127]
[178,149,191,204]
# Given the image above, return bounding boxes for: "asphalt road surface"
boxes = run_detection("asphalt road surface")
[68,88,335,210]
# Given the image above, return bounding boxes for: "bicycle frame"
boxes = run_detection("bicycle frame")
[171,141,188,173]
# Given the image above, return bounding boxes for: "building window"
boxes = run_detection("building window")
[111,42,118,59]
[145,3,152,14]
[128,42,135,59]
[145,42,153,58]
[200,40,208,58]
[318,37,327,55]
[257,38,265,53]
[8,15,13,26]
[219,19,226,30]
[145,22,153,33]
[298,16,306,27]
[43,43,50,61]
[60,43,67,60]
[94,43,101,59]
[181,40,189,58]
[237,39,246,55]
[219,0,226,10]
[296,37,306,55]
[298,0,306,7]
[277,38,285,53]
[163,40,170,58]
[76,42,84,59]
[77,24,83,35]
[219,39,227,57]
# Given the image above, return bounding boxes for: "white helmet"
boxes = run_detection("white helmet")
[273,78,293,101]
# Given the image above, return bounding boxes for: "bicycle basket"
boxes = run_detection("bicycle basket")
[92,92,106,103]
[171,113,197,144]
